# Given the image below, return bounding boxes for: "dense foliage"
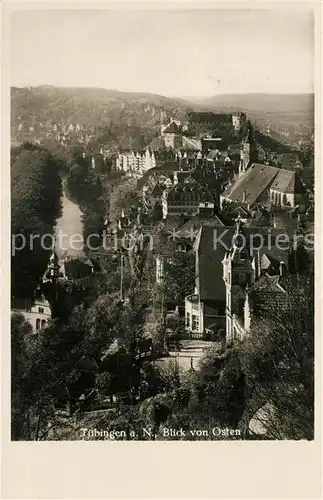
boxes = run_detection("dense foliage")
[11,143,62,299]
[153,274,315,440]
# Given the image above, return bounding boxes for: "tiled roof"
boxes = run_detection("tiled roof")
[251,273,287,314]
[77,356,99,372]
[151,183,163,196]
[163,121,180,134]
[166,182,214,203]
[195,225,292,302]
[137,162,179,189]
[221,163,280,205]
[176,213,225,238]
[182,136,202,150]
[160,237,194,256]
[271,169,295,193]
[157,214,226,258]
[59,258,93,280]
[196,225,234,302]
[260,247,290,269]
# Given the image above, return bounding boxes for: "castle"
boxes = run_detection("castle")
[113,112,246,177]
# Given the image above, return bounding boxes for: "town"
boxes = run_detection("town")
[11,89,314,441]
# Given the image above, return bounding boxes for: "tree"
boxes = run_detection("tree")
[11,144,62,299]
[11,312,88,440]
[108,178,139,222]
[11,313,33,439]
[83,293,122,352]
[240,275,314,439]
[163,251,195,304]
[97,351,137,399]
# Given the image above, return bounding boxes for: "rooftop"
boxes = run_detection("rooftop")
[194,224,293,302]
[271,169,295,193]
[166,182,214,202]
[182,136,202,151]
[221,163,280,206]
[163,121,181,134]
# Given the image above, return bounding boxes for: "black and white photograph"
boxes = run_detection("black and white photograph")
[9,6,315,443]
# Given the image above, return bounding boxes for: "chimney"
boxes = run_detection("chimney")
[279,261,285,276]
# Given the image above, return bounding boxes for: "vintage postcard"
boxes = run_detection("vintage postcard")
[1,1,321,499]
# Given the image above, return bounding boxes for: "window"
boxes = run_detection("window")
[186,312,190,327]
[274,192,278,204]
[36,318,41,331]
[234,271,249,284]
[192,315,199,332]
[38,307,44,314]
[41,319,46,328]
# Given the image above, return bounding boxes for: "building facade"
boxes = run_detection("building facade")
[115,149,157,176]
[162,183,214,219]
[12,296,52,334]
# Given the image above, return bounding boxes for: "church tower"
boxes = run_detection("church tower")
[239,121,258,177]
[222,217,255,343]
[42,245,61,318]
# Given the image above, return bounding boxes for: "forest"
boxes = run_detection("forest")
[12,270,314,440]
[11,143,62,300]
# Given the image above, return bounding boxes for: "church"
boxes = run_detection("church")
[221,123,306,210]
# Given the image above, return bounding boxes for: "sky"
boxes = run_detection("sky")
[10,9,314,97]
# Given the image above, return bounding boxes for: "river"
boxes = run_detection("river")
[55,189,85,259]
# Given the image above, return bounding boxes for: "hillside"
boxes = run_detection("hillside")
[11,86,193,149]
[11,87,314,153]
